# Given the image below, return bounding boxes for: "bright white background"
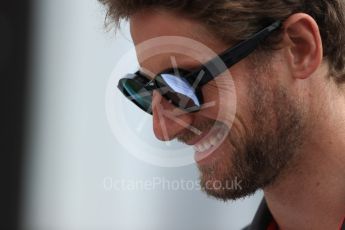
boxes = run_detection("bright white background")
[21,0,263,229]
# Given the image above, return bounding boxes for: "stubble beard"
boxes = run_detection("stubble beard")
[197,72,307,202]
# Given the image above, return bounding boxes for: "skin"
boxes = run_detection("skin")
[130,9,345,230]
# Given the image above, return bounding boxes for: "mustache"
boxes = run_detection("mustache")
[176,119,220,144]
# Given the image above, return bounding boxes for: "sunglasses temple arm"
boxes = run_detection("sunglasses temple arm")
[190,21,282,86]
[219,21,281,69]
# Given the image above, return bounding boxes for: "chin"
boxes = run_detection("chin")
[196,139,256,201]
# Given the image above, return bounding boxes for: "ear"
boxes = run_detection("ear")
[282,13,323,79]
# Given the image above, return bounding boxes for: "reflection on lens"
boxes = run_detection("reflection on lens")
[158,74,200,110]
[122,79,152,112]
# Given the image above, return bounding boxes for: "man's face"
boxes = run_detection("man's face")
[130,10,307,200]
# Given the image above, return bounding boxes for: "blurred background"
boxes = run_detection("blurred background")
[2,0,263,229]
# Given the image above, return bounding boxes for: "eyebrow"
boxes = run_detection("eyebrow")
[139,62,201,80]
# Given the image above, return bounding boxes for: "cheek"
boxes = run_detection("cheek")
[196,77,237,127]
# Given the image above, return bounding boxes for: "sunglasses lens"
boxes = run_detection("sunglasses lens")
[118,78,153,113]
[156,73,201,112]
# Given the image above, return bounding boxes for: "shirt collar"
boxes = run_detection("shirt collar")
[247,198,345,230]
[246,199,273,230]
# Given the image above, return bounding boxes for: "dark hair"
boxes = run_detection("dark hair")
[99,0,345,83]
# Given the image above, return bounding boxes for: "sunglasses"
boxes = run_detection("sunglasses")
[118,21,282,115]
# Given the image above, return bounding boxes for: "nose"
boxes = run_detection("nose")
[152,90,194,141]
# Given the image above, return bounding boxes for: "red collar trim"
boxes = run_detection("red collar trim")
[267,220,278,230]
[339,217,345,230]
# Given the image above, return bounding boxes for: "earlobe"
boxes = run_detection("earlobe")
[283,13,323,79]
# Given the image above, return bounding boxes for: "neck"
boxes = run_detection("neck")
[264,80,345,230]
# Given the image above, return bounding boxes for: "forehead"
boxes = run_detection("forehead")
[130,10,210,45]
[129,9,227,75]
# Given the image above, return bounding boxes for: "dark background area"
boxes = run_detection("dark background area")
[0,0,32,229]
